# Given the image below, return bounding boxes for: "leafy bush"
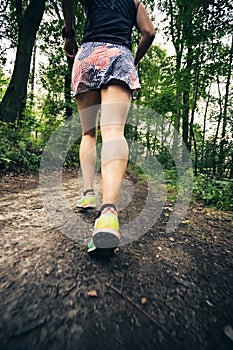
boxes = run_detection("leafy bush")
[193,174,233,211]
[0,122,42,175]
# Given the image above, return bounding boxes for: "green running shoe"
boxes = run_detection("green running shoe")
[87,238,115,257]
[76,191,96,209]
[92,207,121,249]
[87,239,96,253]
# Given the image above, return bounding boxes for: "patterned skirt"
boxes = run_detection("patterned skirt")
[72,41,141,96]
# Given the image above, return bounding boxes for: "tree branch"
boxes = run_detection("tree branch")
[106,282,171,337]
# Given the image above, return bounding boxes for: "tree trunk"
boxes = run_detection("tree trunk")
[171,49,182,162]
[182,47,193,161]
[212,75,223,177]
[230,153,233,179]
[182,90,190,148]
[218,35,233,178]
[64,57,74,119]
[0,0,46,123]
[200,84,211,170]
[30,41,37,98]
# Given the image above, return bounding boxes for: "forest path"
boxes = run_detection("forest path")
[0,172,232,350]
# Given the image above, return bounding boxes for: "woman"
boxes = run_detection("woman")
[61,0,155,255]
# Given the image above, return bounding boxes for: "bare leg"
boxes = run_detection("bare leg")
[100,84,131,207]
[76,90,101,191]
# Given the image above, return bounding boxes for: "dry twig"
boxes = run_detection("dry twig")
[106,282,171,336]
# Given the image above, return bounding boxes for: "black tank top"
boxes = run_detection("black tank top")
[81,0,138,50]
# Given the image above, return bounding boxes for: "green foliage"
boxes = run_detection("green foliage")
[193,174,233,210]
[0,0,20,52]
[64,142,80,169]
[0,121,42,175]
[0,68,9,100]
[0,0,232,214]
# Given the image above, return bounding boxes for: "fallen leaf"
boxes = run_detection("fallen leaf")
[141,297,147,305]
[224,325,233,341]
[87,290,98,297]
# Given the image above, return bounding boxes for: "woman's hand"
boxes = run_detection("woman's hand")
[64,37,79,58]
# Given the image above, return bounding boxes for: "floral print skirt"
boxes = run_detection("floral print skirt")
[72,41,141,96]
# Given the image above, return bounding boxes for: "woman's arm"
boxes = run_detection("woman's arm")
[134,1,155,66]
[61,0,78,57]
[62,0,76,30]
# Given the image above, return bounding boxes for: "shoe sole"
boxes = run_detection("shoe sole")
[87,246,116,258]
[76,204,96,209]
[93,228,121,249]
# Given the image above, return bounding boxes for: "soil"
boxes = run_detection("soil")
[0,171,232,350]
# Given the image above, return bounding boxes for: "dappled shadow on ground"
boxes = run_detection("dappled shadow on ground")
[0,172,232,350]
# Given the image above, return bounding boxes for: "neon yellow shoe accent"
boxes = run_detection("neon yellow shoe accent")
[94,211,119,231]
[93,208,121,248]
[76,192,96,209]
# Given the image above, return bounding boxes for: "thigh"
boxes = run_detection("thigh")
[100,85,132,138]
[76,90,101,137]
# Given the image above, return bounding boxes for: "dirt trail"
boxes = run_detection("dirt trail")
[0,172,232,350]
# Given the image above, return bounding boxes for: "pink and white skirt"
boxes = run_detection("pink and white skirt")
[72,41,141,96]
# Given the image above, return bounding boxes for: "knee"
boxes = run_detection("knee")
[81,133,97,149]
[101,138,129,165]
[100,124,124,142]
[82,127,97,139]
